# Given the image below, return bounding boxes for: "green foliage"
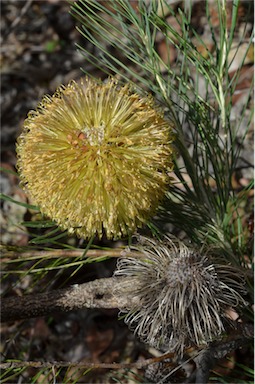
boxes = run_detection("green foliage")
[71,0,253,263]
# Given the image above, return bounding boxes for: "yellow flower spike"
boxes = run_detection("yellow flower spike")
[16,77,174,239]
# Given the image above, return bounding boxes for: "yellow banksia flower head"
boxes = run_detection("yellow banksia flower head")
[16,78,174,239]
[114,236,247,356]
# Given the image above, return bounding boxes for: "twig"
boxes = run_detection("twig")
[2,329,252,380]
[2,0,33,40]
[1,247,124,262]
[0,352,175,371]
[1,246,144,263]
[1,277,134,322]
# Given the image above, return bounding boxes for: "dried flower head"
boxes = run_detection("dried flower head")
[114,236,247,356]
[16,78,174,239]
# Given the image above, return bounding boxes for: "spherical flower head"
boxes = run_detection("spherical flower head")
[16,78,174,239]
[114,236,247,356]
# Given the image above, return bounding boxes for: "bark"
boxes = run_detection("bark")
[1,277,131,322]
[190,326,254,384]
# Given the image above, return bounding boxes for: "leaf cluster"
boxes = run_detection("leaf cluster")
[71,0,254,264]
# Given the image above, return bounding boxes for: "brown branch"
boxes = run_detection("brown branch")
[0,352,176,371]
[1,247,125,262]
[1,277,133,323]
[1,246,144,263]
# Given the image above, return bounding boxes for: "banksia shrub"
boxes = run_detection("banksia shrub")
[16,78,174,239]
[114,236,247,356]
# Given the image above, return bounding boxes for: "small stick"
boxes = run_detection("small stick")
[0,352,175,370]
